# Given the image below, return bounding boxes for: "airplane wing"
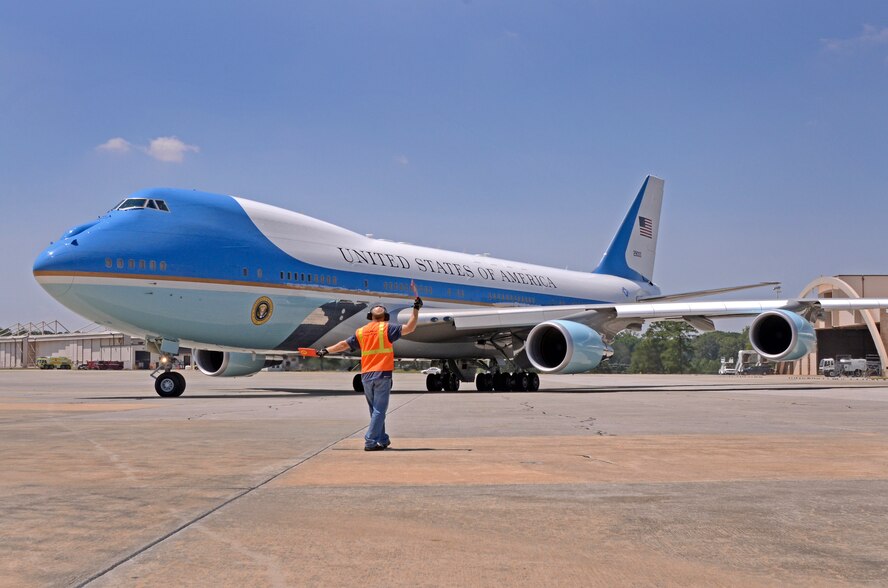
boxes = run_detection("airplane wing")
[397,297,888,338]
[635,281,781,302]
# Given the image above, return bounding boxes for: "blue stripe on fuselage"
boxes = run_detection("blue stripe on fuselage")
[37,187,613,307]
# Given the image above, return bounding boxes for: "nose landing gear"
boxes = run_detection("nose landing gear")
[151,353,186,397]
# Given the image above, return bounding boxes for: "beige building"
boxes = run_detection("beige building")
[783,275,888,376]
[0,322,191,370]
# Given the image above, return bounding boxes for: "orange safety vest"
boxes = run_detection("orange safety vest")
[356,322,395,372]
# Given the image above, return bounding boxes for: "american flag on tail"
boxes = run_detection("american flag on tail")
[638,216,653,238]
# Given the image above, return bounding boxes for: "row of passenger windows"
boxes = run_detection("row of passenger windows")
[105,258,167,271]
[383,281,411,293]
[278,270,337,286]
[383,281,433,295]
[488,291,535,304]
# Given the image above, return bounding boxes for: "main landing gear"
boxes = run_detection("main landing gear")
[475,371,540,392]
[425,369,540,392]
[151,354,186,397]
[425,371,461,392]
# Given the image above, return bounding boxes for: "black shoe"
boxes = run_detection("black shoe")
[364,444,385,451]
[381,442,391,450]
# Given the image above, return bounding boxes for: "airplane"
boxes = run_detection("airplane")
[33,176,888,397]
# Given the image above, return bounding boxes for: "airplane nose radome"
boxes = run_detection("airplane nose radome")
[34,238,83,274]
[33,247,61,273]
[33,245,75,298]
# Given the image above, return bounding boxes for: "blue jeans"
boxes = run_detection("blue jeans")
[364,377,392,448]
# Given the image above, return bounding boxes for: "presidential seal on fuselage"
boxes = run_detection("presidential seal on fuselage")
[251,296,273,325]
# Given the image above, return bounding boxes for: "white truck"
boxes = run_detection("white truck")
[718,357,736,375]
[719,350,772,375]
[819,357,867,377]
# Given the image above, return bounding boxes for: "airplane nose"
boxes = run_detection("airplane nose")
[33,242,71,272]
[33,244,74,297]
[33,248,58,273]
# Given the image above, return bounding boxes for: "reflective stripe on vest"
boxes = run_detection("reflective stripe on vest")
[356,322,394,372]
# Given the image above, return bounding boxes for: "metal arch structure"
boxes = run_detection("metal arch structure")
[799,276,888,375]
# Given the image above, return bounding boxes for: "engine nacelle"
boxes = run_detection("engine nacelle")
[525,320,611,374]
[194,350,267,377]
[749,310,817,361]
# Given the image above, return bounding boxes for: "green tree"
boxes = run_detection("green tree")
[658,322,696,373]
[590,331,640,373]
[629,321,707,374]
[629,322,683,373]
[604,331,640,373]
[691,328,750,374]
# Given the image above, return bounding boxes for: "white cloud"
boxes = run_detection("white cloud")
[393,154,409,166]
[96,137,132,153]
[95,135,200,163]
[143,136,200,163]
[822,24,888,53]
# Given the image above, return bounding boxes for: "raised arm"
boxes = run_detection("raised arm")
[401,296,423,336]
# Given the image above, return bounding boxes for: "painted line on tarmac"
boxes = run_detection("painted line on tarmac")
[76,392,425,587]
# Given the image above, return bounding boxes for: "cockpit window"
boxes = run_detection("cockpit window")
[114,198,171,212]
[117,198,148,210]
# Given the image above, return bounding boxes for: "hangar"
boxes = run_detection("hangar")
[0,322,190,370]
[782,275,888,376]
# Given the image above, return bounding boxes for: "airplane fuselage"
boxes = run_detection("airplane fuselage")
[33,188,659,356]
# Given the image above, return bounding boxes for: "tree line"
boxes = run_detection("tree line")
[596,323,752,374]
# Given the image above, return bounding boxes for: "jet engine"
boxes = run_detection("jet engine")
[525,320,612,374]
[194,350,268,377]
[749,310,817,361]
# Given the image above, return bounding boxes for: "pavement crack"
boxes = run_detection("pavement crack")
[513,399,612,435]
[579,455,617,465]
[48,418,139,483]
[191,525,288,588]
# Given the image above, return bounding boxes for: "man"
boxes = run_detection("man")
[317,296,422,451]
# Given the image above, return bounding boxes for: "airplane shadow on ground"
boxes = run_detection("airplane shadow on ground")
[82,382,876,401]
[330,447,470,452]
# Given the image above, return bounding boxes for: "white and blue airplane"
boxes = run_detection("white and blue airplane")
[33,176,888,396]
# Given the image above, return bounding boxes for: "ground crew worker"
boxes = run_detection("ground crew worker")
[316,296,422,451]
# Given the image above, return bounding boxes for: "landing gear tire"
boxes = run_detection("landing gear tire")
[445,372,460,392]
[513,372,530,392]
[475,373,493,392]
[492,372,509,391]
[353,373,364,392]
[426,373,443,392]
[155,371,186,397]
[528,372,540,392]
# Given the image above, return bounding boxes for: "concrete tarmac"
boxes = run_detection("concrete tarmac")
[1,370,887,587]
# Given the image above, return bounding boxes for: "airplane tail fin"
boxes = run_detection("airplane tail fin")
[592,175,664,283]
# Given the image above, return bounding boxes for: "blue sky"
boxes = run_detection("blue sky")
[2,1,887,329]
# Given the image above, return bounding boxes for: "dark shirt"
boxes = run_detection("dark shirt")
[347,323,403,382]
